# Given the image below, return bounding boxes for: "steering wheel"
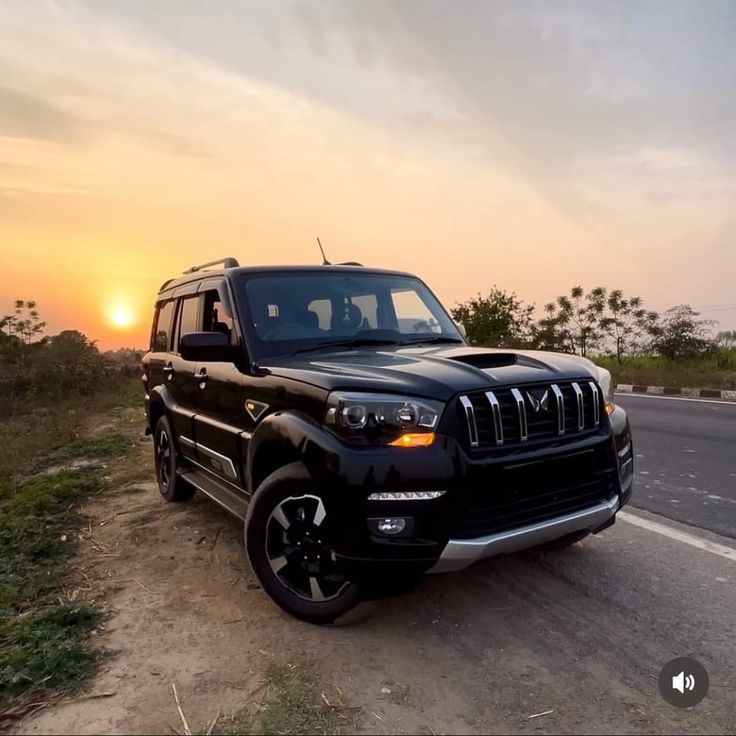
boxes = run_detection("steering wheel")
[263,322,313,341]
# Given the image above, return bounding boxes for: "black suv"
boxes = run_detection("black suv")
[143,257,633,623]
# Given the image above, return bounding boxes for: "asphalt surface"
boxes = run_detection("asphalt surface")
[333,394,736,733]
[616,394,736,540]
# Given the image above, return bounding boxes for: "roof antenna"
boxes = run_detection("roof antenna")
[317,237,331,265]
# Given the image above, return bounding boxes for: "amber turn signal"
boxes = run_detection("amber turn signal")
[388,432,436,448]
[605,402,615,415]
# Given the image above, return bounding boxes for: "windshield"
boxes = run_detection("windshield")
[235,271,463,359]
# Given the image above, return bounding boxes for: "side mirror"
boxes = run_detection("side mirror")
[180,331,231,362]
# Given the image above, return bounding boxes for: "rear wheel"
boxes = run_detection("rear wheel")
[245,462,360,624]
[153,416,195,502]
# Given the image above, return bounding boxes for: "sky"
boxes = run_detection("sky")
[0,0,734,349]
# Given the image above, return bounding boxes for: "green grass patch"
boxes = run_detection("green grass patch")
[216,660,344,736]
[0,471,102,709]
[44,433,133,466]
[0,605,101,704]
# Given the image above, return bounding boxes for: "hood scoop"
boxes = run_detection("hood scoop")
[448,352,518,369]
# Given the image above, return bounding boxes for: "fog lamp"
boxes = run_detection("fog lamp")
[376,518,407,535]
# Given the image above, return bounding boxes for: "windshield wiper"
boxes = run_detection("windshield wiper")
[402,336,465,346]
[292,338,399,356]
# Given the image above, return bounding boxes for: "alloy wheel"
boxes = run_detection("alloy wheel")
[156,429,171,488]
[265,494,349,602]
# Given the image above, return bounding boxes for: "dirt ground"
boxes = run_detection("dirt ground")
[18,408,465,735]
[17,405,733,735]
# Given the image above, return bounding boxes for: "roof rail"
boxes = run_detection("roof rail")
[183,257,240,274]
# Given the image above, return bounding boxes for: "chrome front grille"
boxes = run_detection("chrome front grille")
[458,381,602,449]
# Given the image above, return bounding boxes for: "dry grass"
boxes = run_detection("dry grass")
[0,377,140,483]
[597,349,736,390]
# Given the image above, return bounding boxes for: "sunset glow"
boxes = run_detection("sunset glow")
[106,303,136,331]
[0,2,733,350]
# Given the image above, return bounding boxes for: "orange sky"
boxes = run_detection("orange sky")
[1,1,734,350]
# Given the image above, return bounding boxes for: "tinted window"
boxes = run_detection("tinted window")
[152,301,175,352]
[237,272,462,358]
[391,288,441,334]
[176,296,201,352]
[202,289,237,345]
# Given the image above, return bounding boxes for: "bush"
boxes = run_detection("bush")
[0,330,136,415]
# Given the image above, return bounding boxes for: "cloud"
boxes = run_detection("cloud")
[0,85,83,143]
[282,0,736,225]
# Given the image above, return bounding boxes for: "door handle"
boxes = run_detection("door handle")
[197,370,208,389]
[163,364,174,380]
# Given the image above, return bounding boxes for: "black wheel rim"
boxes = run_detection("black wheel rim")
[265,494,349,602]
[156,429,172,489]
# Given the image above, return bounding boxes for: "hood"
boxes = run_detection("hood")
[264,345,600,401]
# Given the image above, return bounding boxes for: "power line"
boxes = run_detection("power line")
[696,305,736,313]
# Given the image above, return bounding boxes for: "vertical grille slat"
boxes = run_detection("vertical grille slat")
[510,388,528,442]
[459,395,479,448]
[484,391,504,445]
[459,380,602,450]
[588,381,601,426]
[550,383,565,436]
[571,382,584,431]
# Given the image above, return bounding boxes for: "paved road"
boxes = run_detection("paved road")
[616,394,736,540]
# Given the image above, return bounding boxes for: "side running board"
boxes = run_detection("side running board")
[178,468,249,520]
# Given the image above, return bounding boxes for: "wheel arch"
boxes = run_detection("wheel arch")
[147,384,176,434]
[246,411,338,494]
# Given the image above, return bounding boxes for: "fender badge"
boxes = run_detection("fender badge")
[245,399,269,421]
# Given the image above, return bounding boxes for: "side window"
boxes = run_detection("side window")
[202,289,237,345]
[175,295,202,352]
[152,301,175,352]
[391,288,441,334]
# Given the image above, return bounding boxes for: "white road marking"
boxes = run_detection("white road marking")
[615,393,736,407]
[619,511,736,563]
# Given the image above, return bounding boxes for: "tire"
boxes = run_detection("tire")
[153,416,195,502]
[538,529,590,550]
[245,462,361,625]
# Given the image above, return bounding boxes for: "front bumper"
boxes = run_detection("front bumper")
[311,407,633,584]
[429,494,620,573]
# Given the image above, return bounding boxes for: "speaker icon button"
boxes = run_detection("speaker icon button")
[658,657,709,707]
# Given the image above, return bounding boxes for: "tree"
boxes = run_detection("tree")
[601,290,658,365]
[531,301,572,352]
[2,299,46,344]
[716,330,736,348]
[649,305,715,360]
[451,288,534,348]
[538,286,607,357]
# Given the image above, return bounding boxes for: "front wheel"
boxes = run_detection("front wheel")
[245,462,361,624]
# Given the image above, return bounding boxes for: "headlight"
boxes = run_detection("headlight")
[324,392,444,446]
[597,367,615,415]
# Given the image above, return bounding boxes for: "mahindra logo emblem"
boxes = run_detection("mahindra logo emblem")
[525,389,550,413]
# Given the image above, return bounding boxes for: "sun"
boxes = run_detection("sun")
[106,303,136,330]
